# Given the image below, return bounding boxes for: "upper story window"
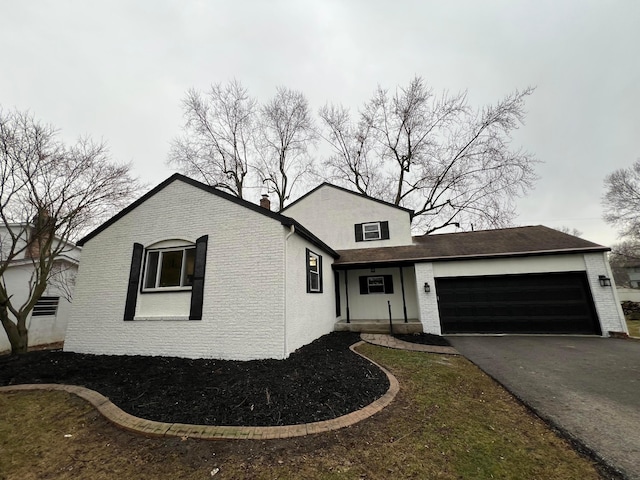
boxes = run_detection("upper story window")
[143,246,195,291]
[306,249,323,293]
[355,221,390,242]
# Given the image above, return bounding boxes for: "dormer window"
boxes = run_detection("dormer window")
[355,221,390,242]
[363,222,382,240]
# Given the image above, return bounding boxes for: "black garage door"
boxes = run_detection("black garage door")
[436,272,601,334]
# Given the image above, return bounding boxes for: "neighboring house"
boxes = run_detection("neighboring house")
[64,175,628,361]
[0,224,81,352]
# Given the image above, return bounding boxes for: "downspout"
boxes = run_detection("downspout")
[283,225,296,358]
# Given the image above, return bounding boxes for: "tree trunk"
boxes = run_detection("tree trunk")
[0,308,28,355]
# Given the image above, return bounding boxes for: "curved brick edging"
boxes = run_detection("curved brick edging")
[0,341,398,440]
[361,333,459,355]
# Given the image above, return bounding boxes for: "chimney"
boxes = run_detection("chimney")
[260,194,271,211]
[26,209,52,259]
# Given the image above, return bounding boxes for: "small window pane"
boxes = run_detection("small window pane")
[309,254,318,273]
[368,276,385,293]
[310,273,320,291]
[184,248,196,286]
[159,250,183,287]
[363,223,381,240]
[144,251,159,289]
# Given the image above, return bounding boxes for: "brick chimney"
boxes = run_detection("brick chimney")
[26,209,53,259]
[260,194,271,211]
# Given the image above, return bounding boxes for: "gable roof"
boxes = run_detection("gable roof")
[281,182,415,218]
[77,174,339,258]
[334,225,609,267]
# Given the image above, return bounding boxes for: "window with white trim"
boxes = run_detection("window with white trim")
[362,222,382,241]
[306,249,323,293]
[355,221,390,242]
[32,296,59,316]
[143,246,196,291]
[359,275,394,294]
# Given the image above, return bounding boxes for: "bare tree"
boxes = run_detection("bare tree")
[169,80,258,198]
[258,87,317,211]
[0,108,140,354]
[320,77,538,234]
[603,158,640,241]
[558,226,583,237]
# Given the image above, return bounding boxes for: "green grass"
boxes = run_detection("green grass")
[0,345,604,479]
[626,318,640,337]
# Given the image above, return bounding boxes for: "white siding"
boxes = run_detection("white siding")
[64,180,289,360]
[284,233,336,355]
[432,254,585,277]
[283,185,413,250]
[0,263,74,352]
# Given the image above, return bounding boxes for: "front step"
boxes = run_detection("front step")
[334,319,423,334]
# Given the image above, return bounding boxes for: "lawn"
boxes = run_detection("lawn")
[0,344,608,479]
[626,318,640,337]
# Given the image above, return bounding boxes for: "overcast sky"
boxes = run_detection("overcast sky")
[1,1,638,246]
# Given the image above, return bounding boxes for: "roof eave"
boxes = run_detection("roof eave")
[333,246,610,269]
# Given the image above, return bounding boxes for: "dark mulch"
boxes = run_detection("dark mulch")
[0,332,389,427]
[393,333,451,346]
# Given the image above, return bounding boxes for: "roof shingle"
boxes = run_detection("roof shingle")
[334,225,608,267]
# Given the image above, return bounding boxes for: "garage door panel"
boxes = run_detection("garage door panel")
[437,272,601,335]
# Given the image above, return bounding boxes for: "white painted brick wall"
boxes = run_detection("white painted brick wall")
[414,263,441,335]
[284,233,336,355]
[64,180,289,360]
[583,252,628,335]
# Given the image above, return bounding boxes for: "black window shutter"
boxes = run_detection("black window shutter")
[381,221,390,240]
[124,243,144,321]
[334,272,341,317]
[383,275,394,294]
[355,223,364,242]
[318,254,323,293]
[305,249,311,292]
[359,276,368,294]
[189,235,208,320]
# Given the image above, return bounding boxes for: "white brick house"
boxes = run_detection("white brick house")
[64,176,627,360]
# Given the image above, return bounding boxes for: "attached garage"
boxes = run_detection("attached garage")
[334,225,628,337]
[436,272,601,335]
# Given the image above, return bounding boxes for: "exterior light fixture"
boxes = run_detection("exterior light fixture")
[598,275,612,287]
[424,282,431,293]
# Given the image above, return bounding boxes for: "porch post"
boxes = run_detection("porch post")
[400,266,408,323]
[344,269,350,323]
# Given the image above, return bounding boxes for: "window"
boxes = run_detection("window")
[355,221,390,242]
[143,246,196,291]
[359,275,394,294]
[306,249,323,293]
[32,296,59,316]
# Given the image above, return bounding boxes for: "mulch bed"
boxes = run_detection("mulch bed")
[0,332,389,427]
[393,333,451,346]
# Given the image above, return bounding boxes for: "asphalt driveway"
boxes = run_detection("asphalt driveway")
[447,336,640,480]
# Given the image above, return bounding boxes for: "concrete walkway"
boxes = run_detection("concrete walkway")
[449,336,640,480]
[361,333,459,355]
[0,342,399,440]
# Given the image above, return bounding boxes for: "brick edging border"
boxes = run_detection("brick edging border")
[0,341,399,440]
